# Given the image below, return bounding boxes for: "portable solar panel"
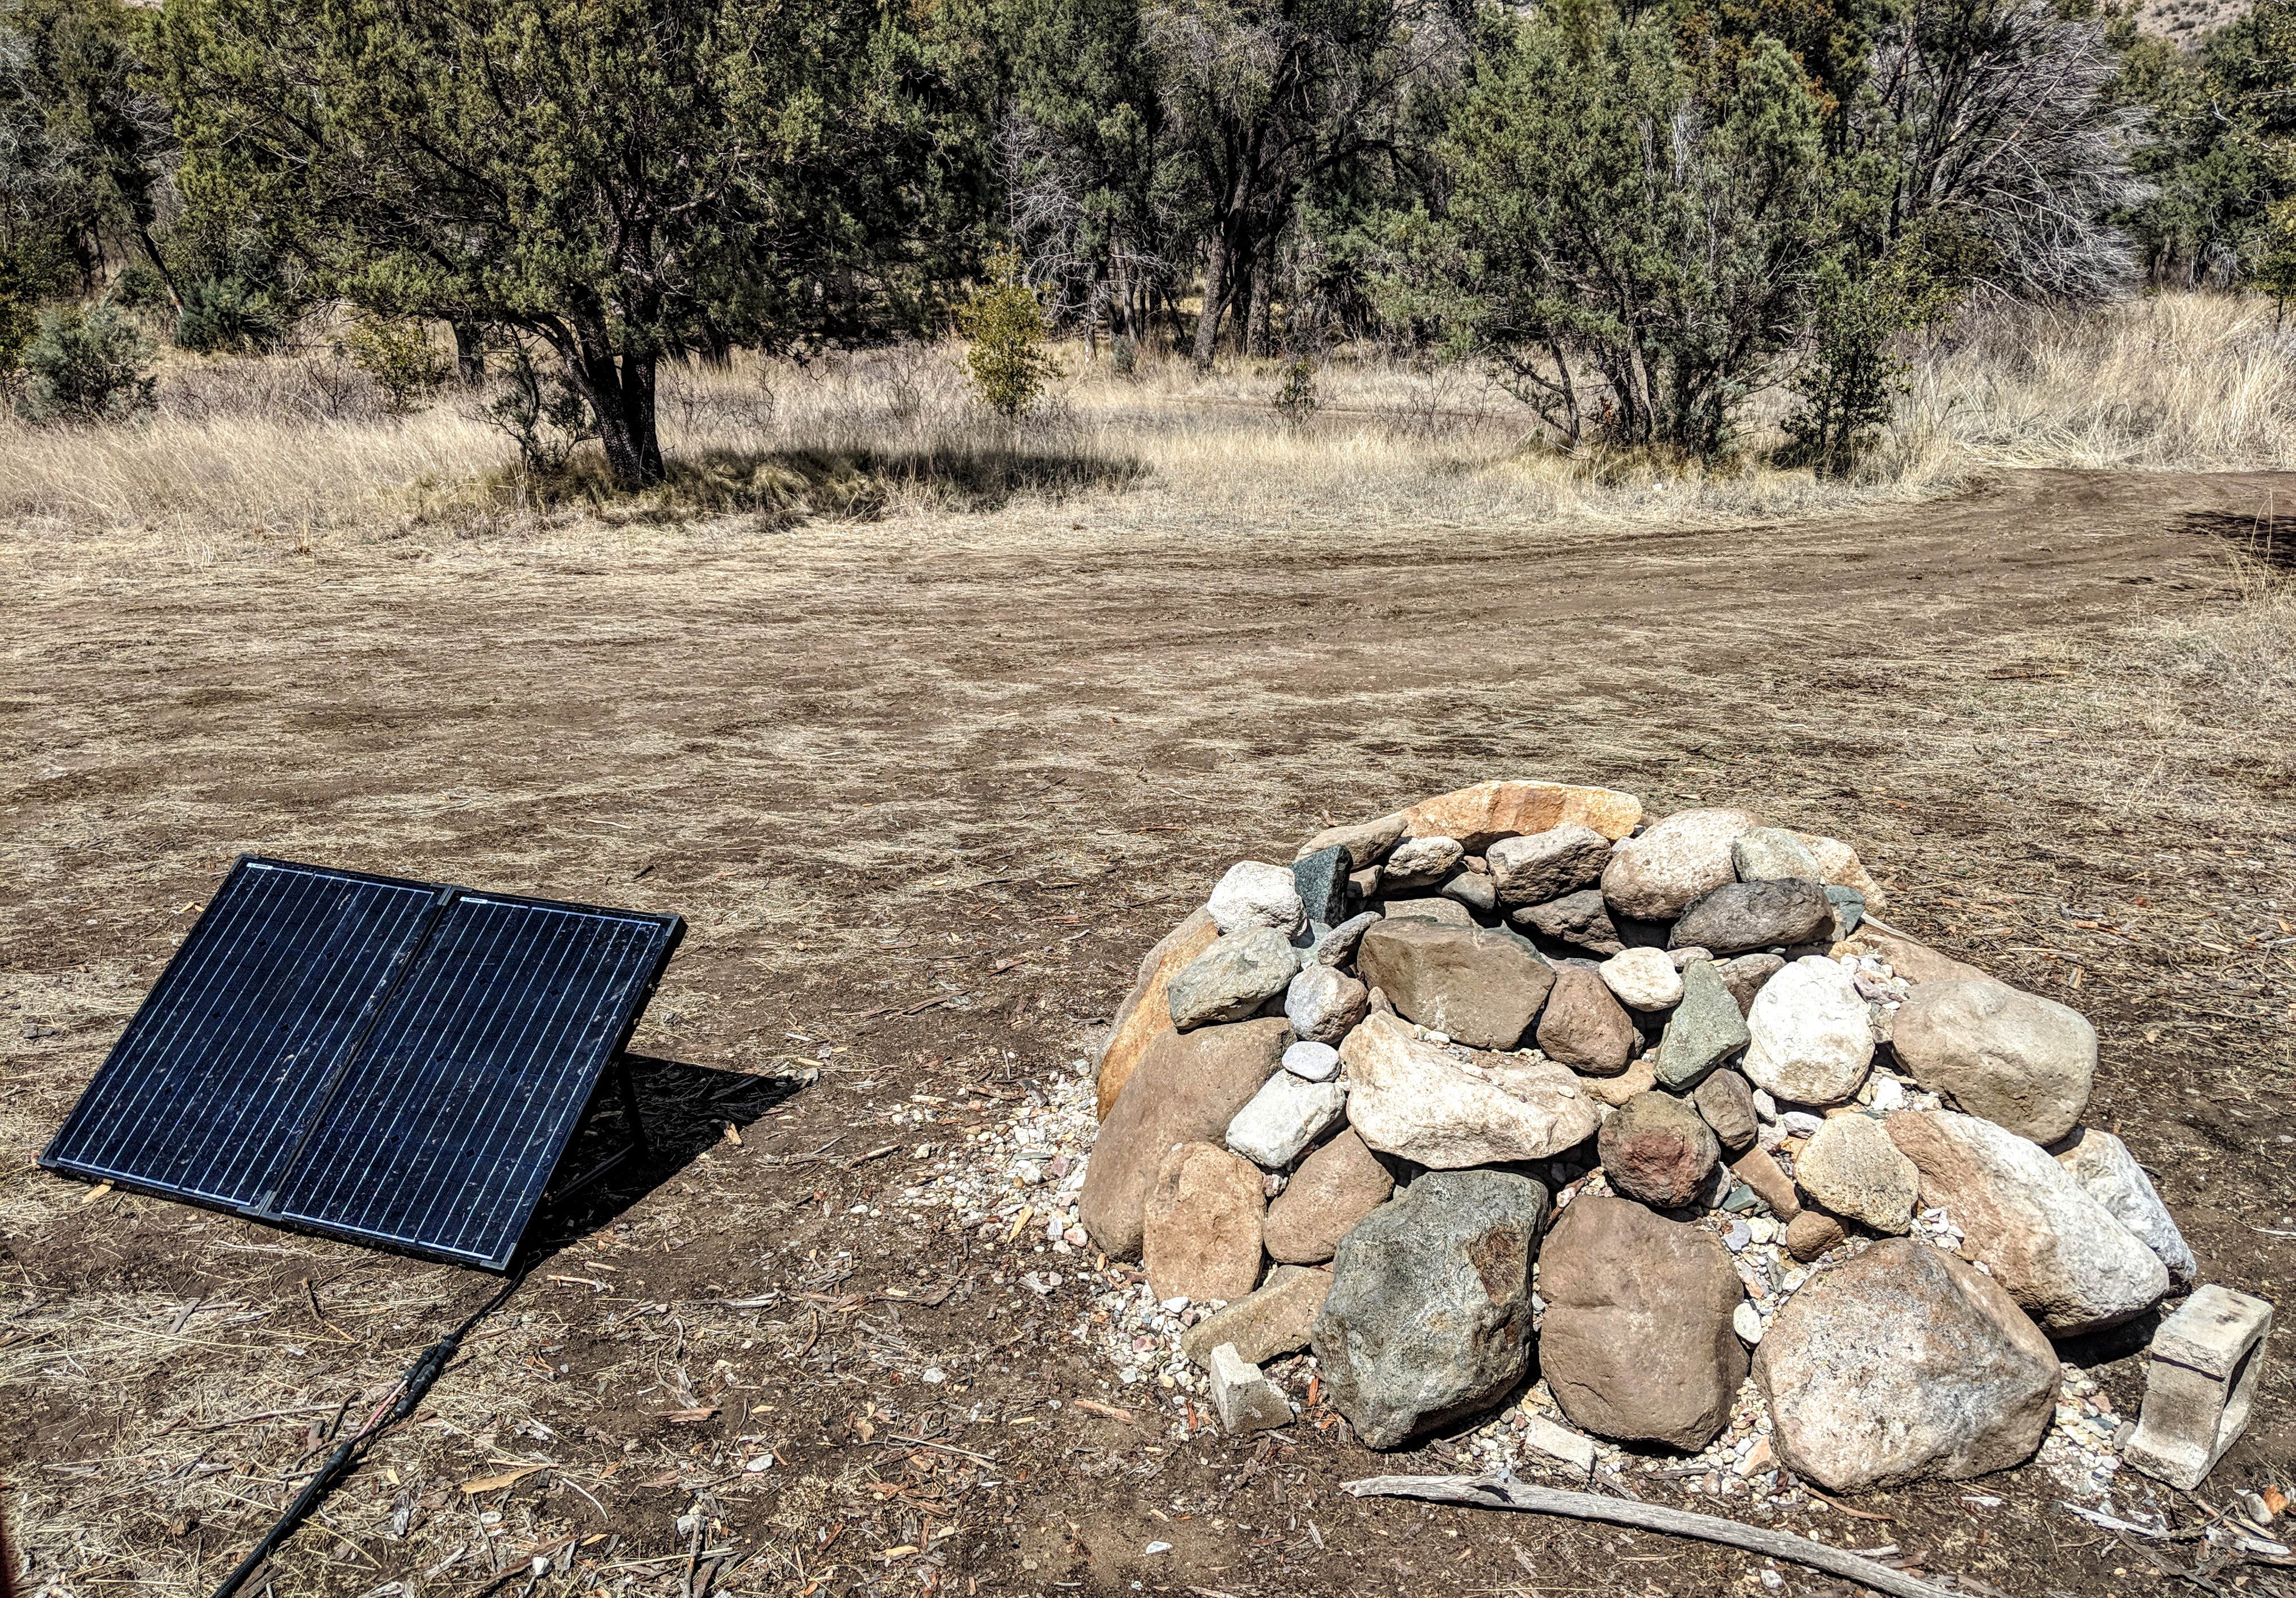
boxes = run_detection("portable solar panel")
[40,857,683,1270]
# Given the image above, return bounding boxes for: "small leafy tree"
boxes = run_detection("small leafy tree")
[346,317,448,416]
[959,248,1059,417]
[17,299,154,421]
[1438,3,1832,458]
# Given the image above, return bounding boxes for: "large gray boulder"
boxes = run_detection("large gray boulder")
[1339,1012,1599,1167]
[1756,1238,2058,1493]
[1168,927,1299,1030]
[1080,1018,1290,1258]
[1891,978,2096,1145]
[1886,1110,2169,1334]
[1668,879,1834,956]
[1537,1196,1748,1450]
[1601,808,1760,922]
[1356,920,1556,1050]
[1313,1169,1547,1449]
[1511,889,1623,955]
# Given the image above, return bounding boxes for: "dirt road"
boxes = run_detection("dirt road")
[5,467,2293,1596]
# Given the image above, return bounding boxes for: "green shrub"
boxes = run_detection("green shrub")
[1272,353,1318,421]
[18,302,156,423]
[958,248,1058,418]
[175,276,291,355]
[346,317,449,415]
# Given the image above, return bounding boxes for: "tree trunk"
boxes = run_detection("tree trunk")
[1244,235,1275,359]
[1192,232,1233,371]
[452,322,486,386]
[136,226,183,313]
[557,321,665,488]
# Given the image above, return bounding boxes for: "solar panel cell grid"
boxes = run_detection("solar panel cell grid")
[40,860,442,1207]
[264,895,676,1267]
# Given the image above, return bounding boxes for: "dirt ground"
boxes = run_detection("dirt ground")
[5,465,2295,1598]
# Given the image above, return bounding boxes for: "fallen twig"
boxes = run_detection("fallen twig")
[1341,1474,1958,1598]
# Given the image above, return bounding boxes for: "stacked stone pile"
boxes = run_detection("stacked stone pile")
[1076,779,2236,1496]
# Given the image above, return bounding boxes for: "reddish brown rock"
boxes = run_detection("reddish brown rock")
[1785,1209,1847,1260]
[1535,966,1637,1075]
[1097,908,1221,1120]
[1538,1197,1749,1449]
[1265,1130,1393,1264]
[1403,780,1643,852]
[1143,1142,1266,1304]
[1731,1145,1802,1219]
[1716,952,1786,1016]
[1080,1018,1290,1259]
[1597,1090,1720,1210]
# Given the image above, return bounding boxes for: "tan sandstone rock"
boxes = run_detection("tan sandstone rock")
[1402,780,1643,852]
[1097,907,1220,1120]
[1143,1141,1266,1304]
[1182,1265,1334,1365]
[1535,966,1637,1075]
[1079,1018,1289,1259]
[1264,1129,1393,1264]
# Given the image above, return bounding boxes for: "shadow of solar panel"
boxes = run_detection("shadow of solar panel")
[40,858,445,1207]
[42,859,682,1270]
[260,893,680,1268]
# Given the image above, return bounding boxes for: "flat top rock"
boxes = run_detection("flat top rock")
[1296,814,1407,871]
[1356,919,1555,1051]
[1486,824,1612,907]
[1403,780,1643,852]
[1340,1011,1598,1168]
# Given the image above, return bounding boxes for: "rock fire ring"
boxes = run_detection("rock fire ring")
[918,779,2270,1513]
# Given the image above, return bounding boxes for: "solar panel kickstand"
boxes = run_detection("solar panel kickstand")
[549,1053,651,1200]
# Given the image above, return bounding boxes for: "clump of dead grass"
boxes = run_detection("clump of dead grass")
[0,291,2286,552]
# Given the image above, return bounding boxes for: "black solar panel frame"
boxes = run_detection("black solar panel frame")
[40,858,683,1272]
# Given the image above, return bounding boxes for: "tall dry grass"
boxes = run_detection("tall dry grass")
[0,291,2288,549]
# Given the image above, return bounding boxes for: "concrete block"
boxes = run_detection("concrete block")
[1208,1342,1294,1433]
[2123,1284,2273,1490]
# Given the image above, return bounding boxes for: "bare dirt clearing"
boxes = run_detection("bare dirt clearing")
[5,466,2294,1597]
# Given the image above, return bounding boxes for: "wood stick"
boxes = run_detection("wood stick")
[1341,1474,1958,1598]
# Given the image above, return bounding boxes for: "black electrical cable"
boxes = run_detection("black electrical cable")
[208,1269,531,1598]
